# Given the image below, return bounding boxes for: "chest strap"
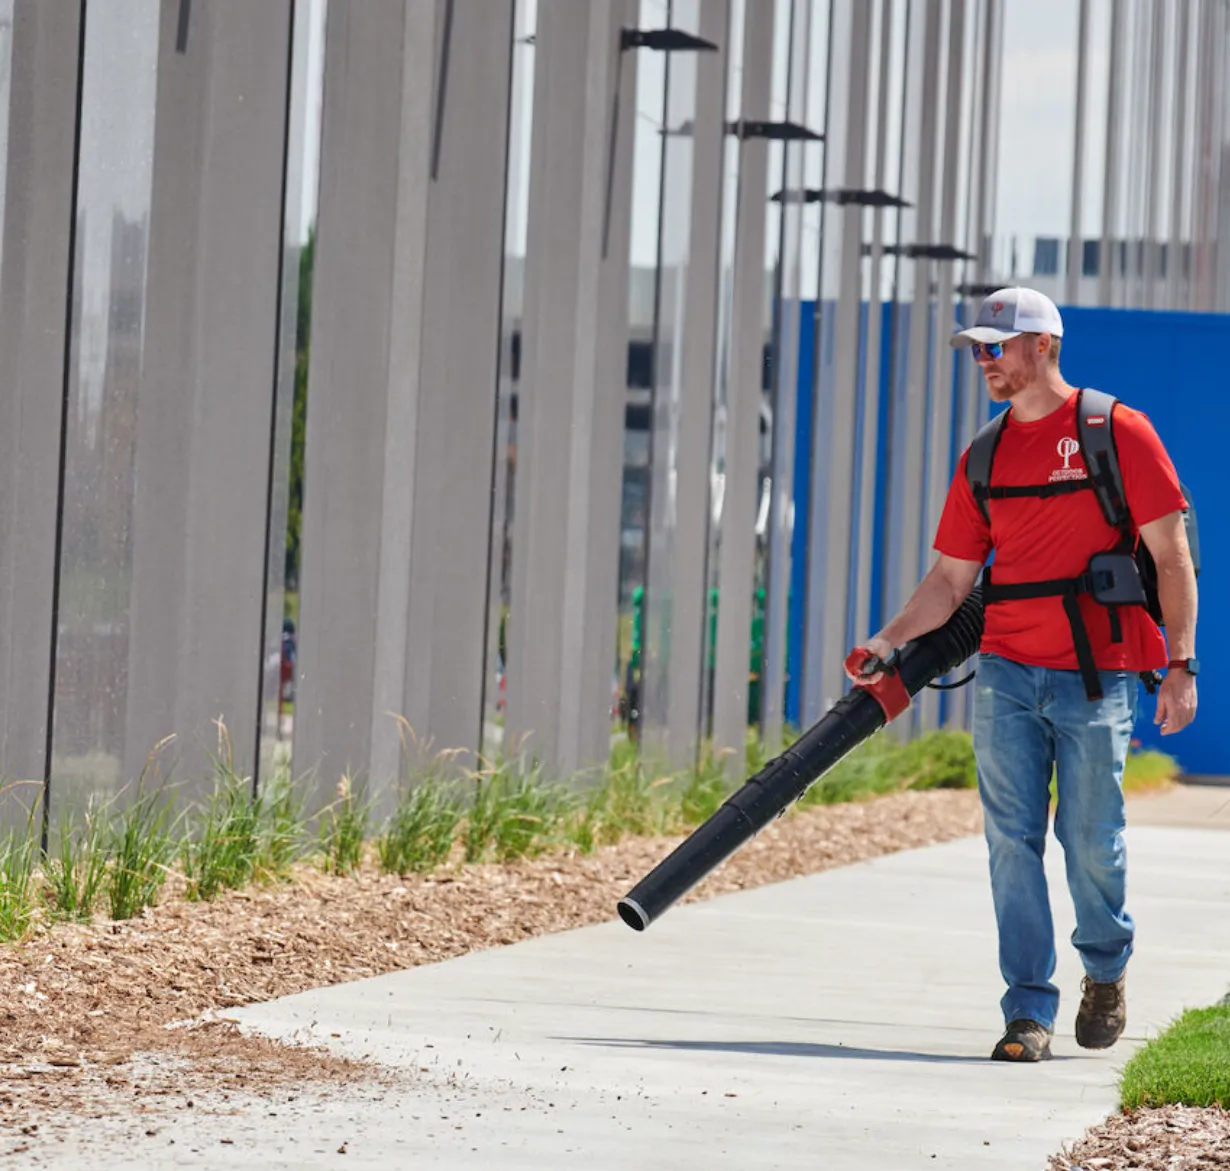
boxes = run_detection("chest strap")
[982,569,1104,701]
[975,478,1093,506]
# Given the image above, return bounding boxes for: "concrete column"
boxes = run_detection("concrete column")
[882,0,943,652]
[0,2,82,790]
[122,0,293,794]
[1099,0,1125,307]
[296,0,515,799]
[800,0,873,725]
[1066,0,1090,308]
[505,0,638,778]
[710,0,775,773]
[640,0,730,770]
[1167,0,1192,310]
[918,0,967,732]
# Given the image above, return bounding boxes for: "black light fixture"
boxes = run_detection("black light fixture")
[869,243,976,261]
[770,187,909,207]
[728,119,824,141]
[621,28,719,52]
[957,281,1004,296]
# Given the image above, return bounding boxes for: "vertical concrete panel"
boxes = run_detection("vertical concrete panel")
[805,0,874,722]
[918,0,967,732]
[654,0,729,769]
[123,0,292,791]
[1099,0,1125,308]
[296,1,412,790]
[366,0,436,789]
[299,0,512,799]
[398,0,514,766]
[710,0,774,772]
[0,2,81,787]
[762,0,813,754]
[893,0,943,643]
[506,0,637,777]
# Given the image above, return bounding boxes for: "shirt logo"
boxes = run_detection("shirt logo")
[1050,436,1087,483]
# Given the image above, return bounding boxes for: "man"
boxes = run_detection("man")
[849,287,1198,1062]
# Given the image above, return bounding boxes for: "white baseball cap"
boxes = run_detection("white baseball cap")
[950,286,1064,348]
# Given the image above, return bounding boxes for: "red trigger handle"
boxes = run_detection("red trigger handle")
[843,647,911,722]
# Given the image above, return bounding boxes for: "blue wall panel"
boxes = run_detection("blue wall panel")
[786,305,817,726]
[1060,306,1226,776]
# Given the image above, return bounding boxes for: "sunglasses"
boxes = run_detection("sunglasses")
[970,341,1005,361]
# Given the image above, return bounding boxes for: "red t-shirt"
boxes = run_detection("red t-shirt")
[934,393,1186,671]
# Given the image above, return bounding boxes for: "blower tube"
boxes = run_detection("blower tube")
[617,587,984,932]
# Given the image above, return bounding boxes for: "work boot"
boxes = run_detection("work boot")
[1075,974,1127,1049]
[991,1018,1053,1062]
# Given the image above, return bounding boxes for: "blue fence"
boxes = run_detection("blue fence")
[786,302,1226,777]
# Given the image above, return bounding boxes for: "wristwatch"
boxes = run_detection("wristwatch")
[1167,657,1200,676]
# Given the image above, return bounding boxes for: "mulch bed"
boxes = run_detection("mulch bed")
[2,782,1217,1168]
[0,788,983,1131]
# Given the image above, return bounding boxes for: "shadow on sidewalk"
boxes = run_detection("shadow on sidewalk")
[566,1037,1077,1064]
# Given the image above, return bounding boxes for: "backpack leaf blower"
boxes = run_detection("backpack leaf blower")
[616,587,985,932]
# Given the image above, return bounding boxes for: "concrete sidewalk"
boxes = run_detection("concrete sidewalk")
[39,805,1230,1170]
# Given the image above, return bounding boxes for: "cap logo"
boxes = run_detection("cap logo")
[992,301,1005,315]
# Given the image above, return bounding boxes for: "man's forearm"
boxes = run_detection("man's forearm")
[878,562,972,648]
[1155,549,1198,658]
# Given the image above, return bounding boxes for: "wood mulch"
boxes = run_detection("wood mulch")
[1048,1104,1230,1169]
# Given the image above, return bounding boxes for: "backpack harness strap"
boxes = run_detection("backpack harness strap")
[967,388,1143,703]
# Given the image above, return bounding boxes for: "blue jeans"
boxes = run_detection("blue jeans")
[972,653,1138,1030]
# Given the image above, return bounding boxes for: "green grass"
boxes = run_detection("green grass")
[318,774,371,876]
[255,760,309,882]
[43,800,110,922]
[463,762,573,863]
[1120,1001,1230,1110]
[377,777,464,875]
[181,762,264,901]
[106,785,177,921]
[0,826,39,943]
